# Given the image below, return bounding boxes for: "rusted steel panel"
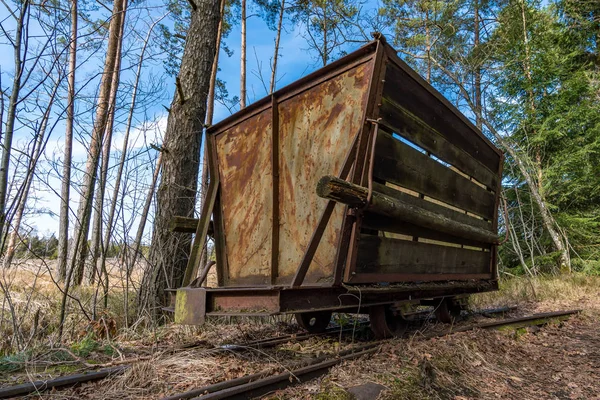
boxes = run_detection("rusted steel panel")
[276,60,374,284]
[211,292,280,313]
[216,109,273,285]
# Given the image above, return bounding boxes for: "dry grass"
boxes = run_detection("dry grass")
[470,273,600,312]
[2,264,599,399]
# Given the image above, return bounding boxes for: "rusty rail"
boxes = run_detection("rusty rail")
[0,308,578,399]
[161,309,579,400]
[0,366,128,399]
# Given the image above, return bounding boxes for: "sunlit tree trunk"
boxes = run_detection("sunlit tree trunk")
[70,0,127,286]
[0,1,29,250]
[200,0,226,272]
[240,0,247,108]
[138,0,221,318]
[57,0,78,282]
[4,77,60,268]
[88,12,126,284]
[270,0,285,93]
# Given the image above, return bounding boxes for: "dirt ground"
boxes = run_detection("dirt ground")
[3,275,600,399]
[276,278,600,400]
[277,305,599,399]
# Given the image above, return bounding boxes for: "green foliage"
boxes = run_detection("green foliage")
[289,0,362,66]
[70,336,100,358]
[382,0,600,275]
[13,233,58,259]
[0,351,29,373]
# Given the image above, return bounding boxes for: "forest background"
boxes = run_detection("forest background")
[0,0,599,355]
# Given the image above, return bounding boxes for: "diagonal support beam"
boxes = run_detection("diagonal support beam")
[291,134,359,287]
[182,173,220,287]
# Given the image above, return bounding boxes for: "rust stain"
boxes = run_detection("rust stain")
[216,109,273,285]
[213,59,374,287]
[277,61,373,284]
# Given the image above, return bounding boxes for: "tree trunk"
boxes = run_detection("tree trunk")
[57,0,78,282]
[269,0,285,94]
[88,6,126,285]
[70,0,127,286]
[473,0,482,130]
[240,0,247,108]
[431,57,571,273]
[100,14,164,295]
[138,0,221,318]
[4,76,60,268]
[0,1,29,250]
[200,0,226,272]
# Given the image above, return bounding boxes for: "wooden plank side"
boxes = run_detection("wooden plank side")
[355,235,491,276]
[382,61,500,173]
[277,61,373,284]
[379,98,497,189]
[216,109,273,285]
[374,132,496,219]
[361,212,491,249]
[373,183,492,231]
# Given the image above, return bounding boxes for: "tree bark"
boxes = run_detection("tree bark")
[100,15,164,292]
[57,0,78,282]
[317,176,499,244]
[473,0,482,130]
[4,76,60,268]
[269,0,285,94]
[88,5,126,285]
[70,0,127,286]
[0,1,29,250]
[200,0,226,273]
[138,0,221,318]
[240,0,247,108]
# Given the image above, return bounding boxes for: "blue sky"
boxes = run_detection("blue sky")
[0,1,382,239]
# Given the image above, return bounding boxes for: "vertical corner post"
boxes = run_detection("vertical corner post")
[208,133,227,286]
[182,135,221,287]
[491,152,505,280]
[335,40,388,284]
[271,94,280,285]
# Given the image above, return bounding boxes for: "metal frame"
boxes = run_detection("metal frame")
[177,36,504,324]
[173,279,497,325]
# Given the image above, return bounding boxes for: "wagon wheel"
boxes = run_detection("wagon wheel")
[434,298,462,324]
[295,310,333,333]
[369,305,408,339]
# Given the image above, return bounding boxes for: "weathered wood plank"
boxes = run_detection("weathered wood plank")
[373,182,491,231]
[170,216,198,233]
[374,132,496,219]
[378,98,497,189]
[170,217,215,235]
[356,235,491,275]
[362,212,491,249]
[182,174,219,287]
[381,62,500,172]
[316,176,499,244]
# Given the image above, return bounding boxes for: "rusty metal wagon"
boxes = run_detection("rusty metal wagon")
[170,36,504,337]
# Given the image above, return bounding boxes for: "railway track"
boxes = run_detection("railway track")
[0,308,578,399]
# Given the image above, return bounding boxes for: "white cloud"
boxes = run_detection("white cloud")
[112,114,167,153]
